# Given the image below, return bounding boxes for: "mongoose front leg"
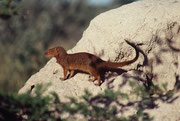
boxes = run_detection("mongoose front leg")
[68,70,75,79]
[60,67,68,81]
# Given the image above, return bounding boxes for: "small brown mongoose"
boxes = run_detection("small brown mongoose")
[45,40,139,86]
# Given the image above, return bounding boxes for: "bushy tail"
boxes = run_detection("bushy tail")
[99,39,139,69]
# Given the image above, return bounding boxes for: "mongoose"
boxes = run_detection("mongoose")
[45,40,139,86]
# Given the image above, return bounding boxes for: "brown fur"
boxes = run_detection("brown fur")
[45,40,139,86]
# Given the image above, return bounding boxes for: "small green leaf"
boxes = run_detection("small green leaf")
[129,81,136,87]
[137,108,143,117]
[162,83,168,91]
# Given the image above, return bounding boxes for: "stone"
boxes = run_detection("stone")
[19,0,180,120]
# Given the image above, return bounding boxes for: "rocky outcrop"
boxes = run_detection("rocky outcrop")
[19,0,180,120]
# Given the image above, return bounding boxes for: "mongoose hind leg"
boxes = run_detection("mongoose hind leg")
[95,75,101,86]
[89,76,96,82]
[89,69,101,86]
[89,75,101,86]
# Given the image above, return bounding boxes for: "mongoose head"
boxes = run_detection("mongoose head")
[45,46,67,57]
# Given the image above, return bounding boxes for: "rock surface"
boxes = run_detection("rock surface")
[19,0,180,120]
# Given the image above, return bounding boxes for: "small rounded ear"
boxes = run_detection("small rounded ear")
[55,47,58,53]
[55,47,60,53]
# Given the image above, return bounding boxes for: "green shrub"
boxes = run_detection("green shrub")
[0,81,176,121]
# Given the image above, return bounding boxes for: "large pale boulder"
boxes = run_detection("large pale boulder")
[19,0,180,120]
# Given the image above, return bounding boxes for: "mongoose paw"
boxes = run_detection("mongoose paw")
[94,83,100,86]
[88,78,95,82]
[60,77,66,81]
[89,76,96,82]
